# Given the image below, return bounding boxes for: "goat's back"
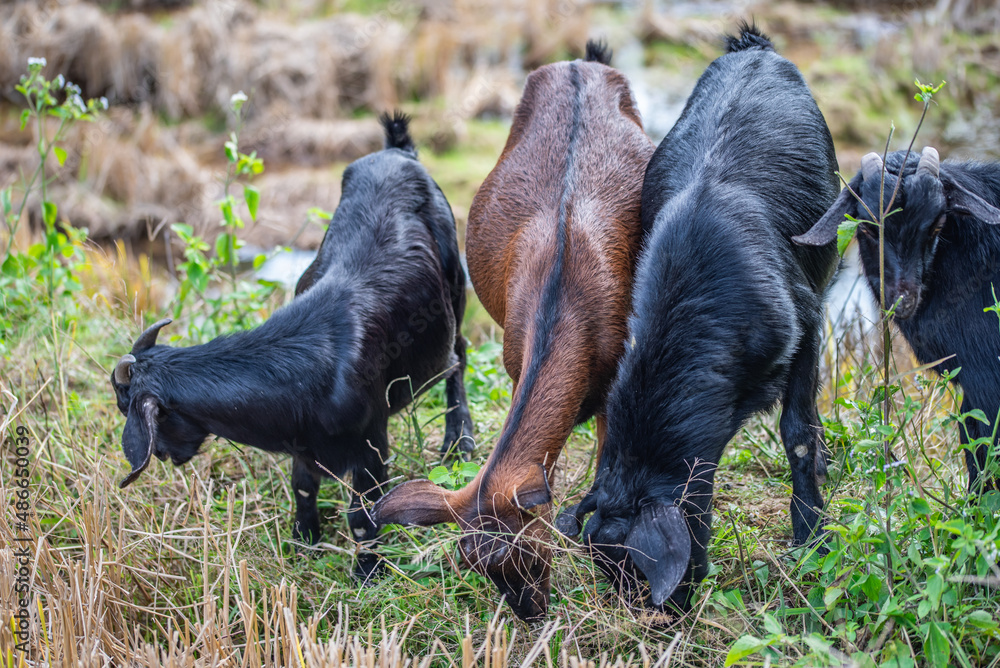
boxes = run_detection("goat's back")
[296,148,461,412]
[642,45,839,276]
[467,58,654,390]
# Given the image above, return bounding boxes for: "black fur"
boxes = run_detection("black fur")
[585,39,613,66]
[724,21,773,53]
[378,111,417,156]
[567,25,839,611]
[798,150,1000,490]
[110,112,473,578]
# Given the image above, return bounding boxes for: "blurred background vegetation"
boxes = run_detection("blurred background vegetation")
[1,0,998,294]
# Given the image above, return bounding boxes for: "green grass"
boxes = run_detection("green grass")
[4,239,1000,666]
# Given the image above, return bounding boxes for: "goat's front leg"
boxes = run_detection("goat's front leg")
[442,333,475,458]
[779,323,827,546]
[291,456,323,545]
[349,436,388,581]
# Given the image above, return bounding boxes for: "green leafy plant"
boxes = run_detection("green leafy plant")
[169,92,279,340]
[429,459,482,490]
[0,58,105,355]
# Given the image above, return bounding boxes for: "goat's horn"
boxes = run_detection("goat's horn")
[861,152,884,182]
[132,318,172,353]
[917,146,940,178]
[114,354,136,385]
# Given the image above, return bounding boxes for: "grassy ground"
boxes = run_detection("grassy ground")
[2,230,999,666]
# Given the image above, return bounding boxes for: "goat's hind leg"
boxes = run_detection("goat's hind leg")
[779,327,828,546]
[349,433,389,581]
[292,456,323,545]
[442,333,475,457]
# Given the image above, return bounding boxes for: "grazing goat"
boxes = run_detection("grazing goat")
[795,146,1000,490]
[110,112,474,578]
[560,24,840,611]
[374,41,655,620]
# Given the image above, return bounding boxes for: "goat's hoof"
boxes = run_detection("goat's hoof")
[353,553,385,584]
[441,426,475,460]
[555,506,583,538]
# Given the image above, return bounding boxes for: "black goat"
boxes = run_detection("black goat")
[557,24,840,610]
[110,112,474,577]
[795,146,1000,490]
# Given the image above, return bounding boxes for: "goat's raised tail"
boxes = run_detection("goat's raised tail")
[379,110,417,156]
[585,39,613,65]
[724,21,773,53]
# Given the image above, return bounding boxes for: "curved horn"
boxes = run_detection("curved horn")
[917,146,940,178]
[861,152,884,182]
[132,318,172,353]
[114,354,136,385]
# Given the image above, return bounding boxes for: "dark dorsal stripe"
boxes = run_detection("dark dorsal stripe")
[487,62,584,467]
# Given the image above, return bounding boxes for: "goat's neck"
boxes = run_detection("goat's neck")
[154,302,347,410]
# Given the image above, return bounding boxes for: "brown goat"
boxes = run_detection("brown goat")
[375,42,655,620]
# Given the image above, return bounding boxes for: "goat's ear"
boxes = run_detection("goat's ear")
[624,501,691,607]
[944,177,1000,225]
[792,171,864,246]
[374,480,459,527]
[120,396,159,488]
[513,464,551,512]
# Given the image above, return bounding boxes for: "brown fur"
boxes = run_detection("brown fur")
[375,57,654,620]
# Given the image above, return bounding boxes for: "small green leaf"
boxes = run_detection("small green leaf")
[54,146,67,166]
[918,598,931,618]
[837,216,860,256]
[220,198,235,227]
[823,586,843,610]
[909,497,931,516]
[963,408,990,425]
[924,621,950,668]
[308,207,333,221]
[1,188,11,216]
[186,262,208,293]
[253,253,267,270]
[428,466,451,486]
[925,573,944,611]
[966,610,997,629]
[216,233,232,266]
[171,222,194,239]
[224,140,238,163]
[20,109,30,130]
[244,185,259,222]
[762,613,782,636]
[43,201,57,227]
[724,635,765,666]
[860,573,883,601]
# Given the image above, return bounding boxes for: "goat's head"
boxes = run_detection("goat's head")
[110,319,208,488]
[580,487,694,611]
[375,464,553,620]
[794,146,1000,320]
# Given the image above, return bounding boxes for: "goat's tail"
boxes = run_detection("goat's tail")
[379,110,416,156]
[584,39,612,65]
[724,20,773,53]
